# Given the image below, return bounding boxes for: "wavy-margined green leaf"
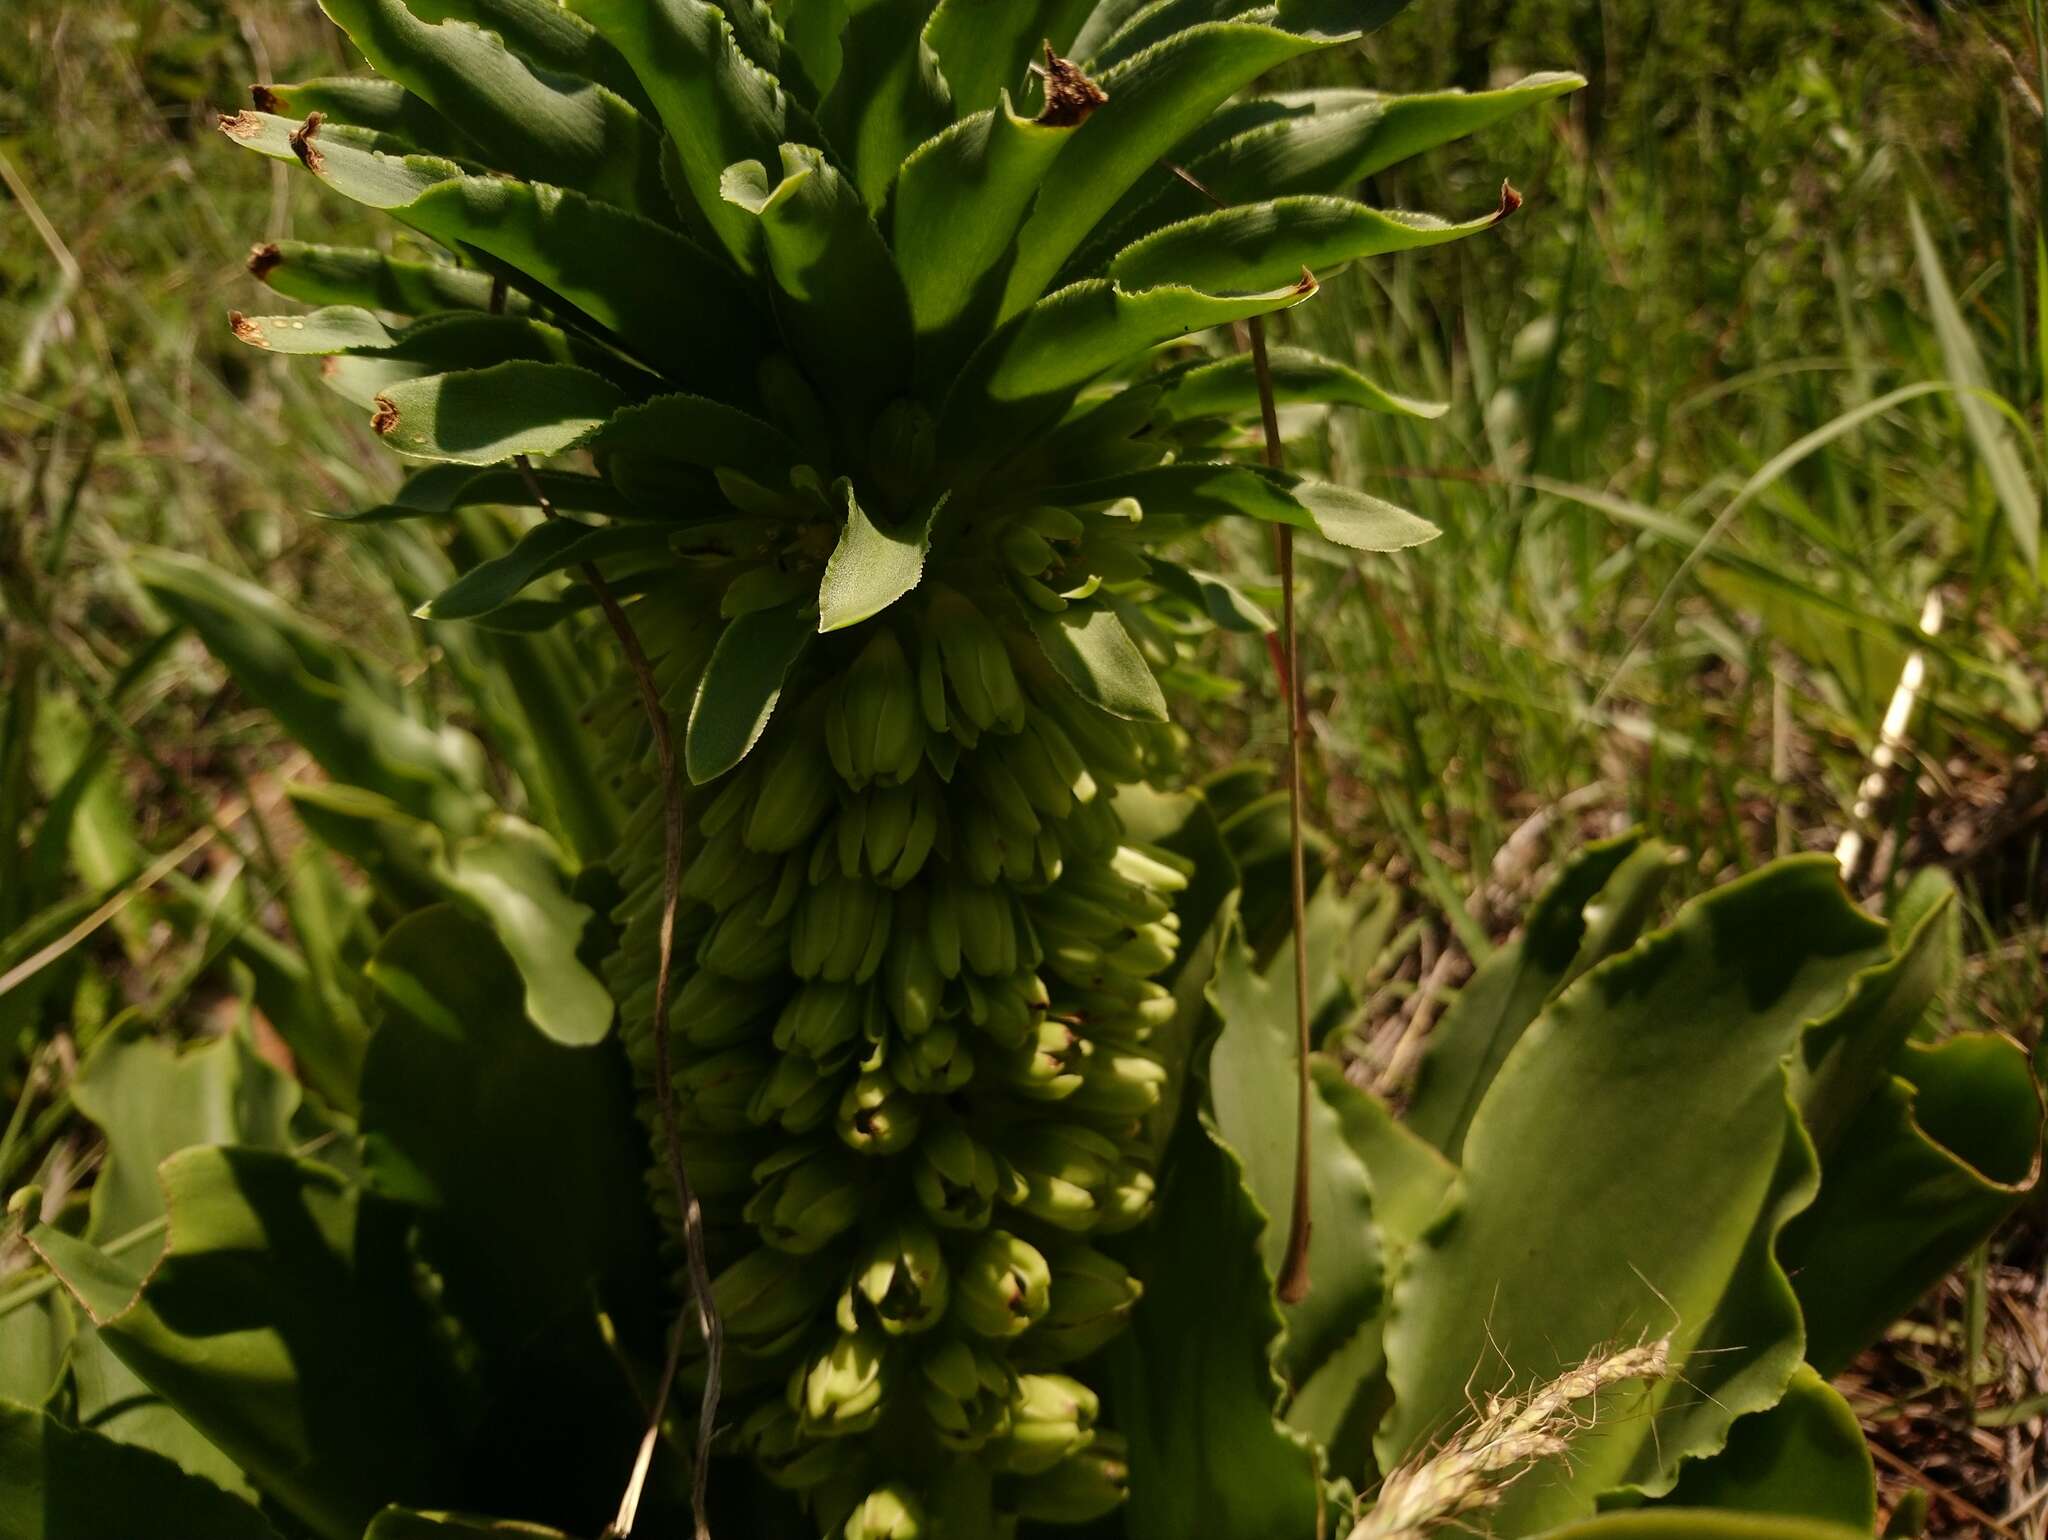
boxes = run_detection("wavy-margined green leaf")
[226,304,399,354]
[1101,1107,1323,1540]
[29,1148,458,1540]
[924,0,1093,116]
[1052,462,1438,553]
[246,239,509,316]
[365,1510,575,1539]
[999,19,1344,316]
[819,484,939,632]
[1031,604,1168,721]
[723,145,914,418]
[1665,1365,1877,1530]
[815,0,952,209]
[1110,191,1515,296]
[565,0,790,274]
[685,600,815,783]
[218,111,763,388]
[1379,860,1895,1533]
[1404,832,1676,1160]
[361,907,656,1520]
[251,76,469,158]
[317,0,670,223]
[1154,345,1446,423]
[1540,1517,1870,1540]
[309,312,649,412]
[399,0,652,112]
[372,362,626,465]
[1785,1032,2042,1375]
[0,1401,281,1540]
[591,393,800,485]
[1089,0,1410,70]
[941,274,1317,459]
[893,100,1081,385]
[1208,932,1380,1382]
[416,516,667,619]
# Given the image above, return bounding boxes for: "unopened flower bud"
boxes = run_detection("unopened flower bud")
[999,1020,1088,1100]
[892,1022,974,1094]
[675,1047,774,1133]
[841,1481,926,1540]
[837,1068,922,1155]
[749,1050,839,1133]
[1020,1244,1144,1365]
[795,1331,888,1436]
[954,1229,1051,1339]
[999,1373,1099,1474]
[712,1246,839,1347]
[919,1336,1015,1451]
[838,1217,950,1336]
[740,1399,848,1491]
[913,1120,1002,1230]
[745,1141,866,1254]
[999,1122,1121,1232]
[1066,1043,1167,1117]
[1011,1430,1130,1521]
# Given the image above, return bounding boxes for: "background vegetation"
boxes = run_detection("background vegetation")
[3,0,2043,1531]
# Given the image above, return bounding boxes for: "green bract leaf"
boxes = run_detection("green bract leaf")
[0,1401,282,1540]
[722,144,914,418]
[1032,603,1168,721]
[1109,191,1515,296]
[317,0,671,223]
[1155,344,1447,422]
[685,600,815,782]
[218,111,764,389]
[592,393,799,485]
[372,362,626,464]
[416,517,667,619]
[1053,462,1439,552]
[565,0,790,273]
[818,484,939,632]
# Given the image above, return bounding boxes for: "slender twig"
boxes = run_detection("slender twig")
[485,281,719,1540]
[1162,160,1316,1303]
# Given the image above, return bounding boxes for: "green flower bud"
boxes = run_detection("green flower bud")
[954,1230,1051,1340]
[741,1397,854,1492]
[673,967,786,1050]
[999,1020,1088,1101]
[675,1047,773,1134]
[837,1217,950,1336]
[829,630,925,789]
[881,905,944,1038]
[698,883,793,980]
[749,1051,841,1134]
[1021,1244,1144,1365]
[919,1336,1015,1451]
[745,1141,866,1254]
[1094,1155,1156,1234]
[971,971,1048,1052]
[912,1120,1003,1230]
[998,1373,1098,1475]
[713,1246,839,1348]
[1011,1430,1129,1521]
[1066,1043,1167,1118]
[795,1331,888,1437]
[774,981,868,1069]
[998,1123,1121,1232]
[744,728,837,854]
[841,1481,926,1540]
[891,1022,974,1094]
[837,1069,922,1156]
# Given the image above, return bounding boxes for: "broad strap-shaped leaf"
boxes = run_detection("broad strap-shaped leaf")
[1085,0,1408,70]
[685,600,815,782]
[1153,344,1446,423]
[565,0,792,274]
[330,464,631,523]
[1403,832,1675,1160]
[1784,1032,2042,1375]
[893,99,1082,389]
[218,111,764,389]
[723,144,915,419]
[1101,1106,1323,1540]
[312,313,650,411]
[1537,1518,1871,1540]
[1664,1365,1877,1530]
[0,1401,282,1540]
[1051,462,1439,553]
[924,0,1095,116]
[416,517,668,619]
[365,1510,577,1539]
[399,0,654,112]
[998,19,1345,318]
[318,0,672,223]
[372,361,626,464]
[592,392,801,486]
[1109,191,1516,297]
[29,1148,459,1540]
[246,239,508,315]
[818,484,940,632]
[940,273,1316,462]
[251,76,469,158]
[1379,859,1894,1531]
[1208,931,1381,1382]
[1031,603,1168,721]
[815,0,953,210]
[226,304,399,353]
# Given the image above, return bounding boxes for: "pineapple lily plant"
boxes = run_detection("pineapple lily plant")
[0,4,2040,1540]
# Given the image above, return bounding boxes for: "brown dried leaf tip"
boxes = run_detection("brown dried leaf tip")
[246,242,282,280]
[250,84,282,113]
[1032,44,1106,127]
[288,112,326,175]
[370,395,401,436]
[1493,180,1524,222]
[227,311,268,348]
[217,110,260,142]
